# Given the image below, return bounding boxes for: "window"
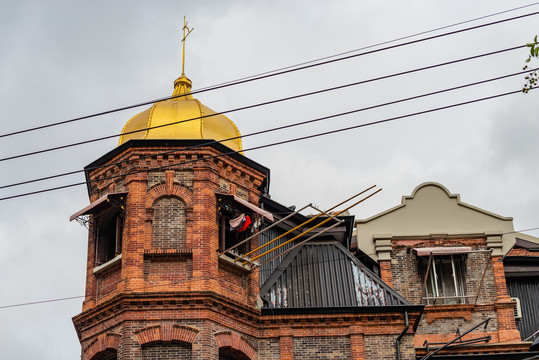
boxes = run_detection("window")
[216,193,273,259]
[70,192,127,267]
[95,207,124,265]
[424,255,467,305]
[218,212,251,256]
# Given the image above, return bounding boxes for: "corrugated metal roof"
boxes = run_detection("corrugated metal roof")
[260,241,410,309]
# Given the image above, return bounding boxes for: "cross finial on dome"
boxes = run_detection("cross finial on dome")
[181,16,194,76]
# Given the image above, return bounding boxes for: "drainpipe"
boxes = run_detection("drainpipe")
[396,311,409,360]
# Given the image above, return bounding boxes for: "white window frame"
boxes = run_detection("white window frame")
[423,254,468,305]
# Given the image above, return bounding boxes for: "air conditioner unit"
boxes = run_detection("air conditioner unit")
[511,297,522,322]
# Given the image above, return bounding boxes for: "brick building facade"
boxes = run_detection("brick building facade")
[71,73,422,359]
[355,182,537,358]
[70,51,537,357]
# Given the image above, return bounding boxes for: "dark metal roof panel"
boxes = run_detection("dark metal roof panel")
[258,226,298,286]
[261,241,410,309]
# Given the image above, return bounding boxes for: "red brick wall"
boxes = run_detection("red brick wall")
[143,257,192,286]
[96,261,122,300]
[379,260,393,287]
[218,262,249,304]
[364,334,414,359]
[257,338,280,359]
[141,343,192,359]
[292,336,352,359]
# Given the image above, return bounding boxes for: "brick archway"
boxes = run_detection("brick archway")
[145,182,194,249]
[215,331,257,360]
[135,324,199,345]
[84,333,121,360]
[146,184,193,209]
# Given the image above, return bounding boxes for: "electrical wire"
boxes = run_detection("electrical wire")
[194,2,539,91]
[0,295,85,310]
[0,44,526,163]
[0,85,535,202]
[3,220,538,310]
[0,253,396,310]
[1,8,538,140]
[0,66,535,192]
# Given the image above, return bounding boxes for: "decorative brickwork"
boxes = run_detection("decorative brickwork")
[135,324,199,345]
[214,331,256,359]
[84,333,121,360]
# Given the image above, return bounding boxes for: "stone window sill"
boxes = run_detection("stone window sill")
[93,254,122,275]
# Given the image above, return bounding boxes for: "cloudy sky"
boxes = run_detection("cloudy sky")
[0,1,538,358]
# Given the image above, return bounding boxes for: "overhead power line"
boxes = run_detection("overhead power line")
[0,45,526,164]
[195,2,539,91]
[0,66,534,192]
[2,221,538,310]
[0,295,85,310]
[0,255,362,310]
[1,9,538,140]
[0,85,535,202]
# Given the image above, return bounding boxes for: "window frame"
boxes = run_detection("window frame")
[423,254,467,305]
[94,206,124,266]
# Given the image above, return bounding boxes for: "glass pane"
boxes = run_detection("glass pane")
[425,256,466,305]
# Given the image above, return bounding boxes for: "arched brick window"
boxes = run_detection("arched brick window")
[152,196,187,250]
[219,348,251,360]
[142,343,192,359]
[88,350,117,360]
[84,333,120,360]
[215,332,256,360]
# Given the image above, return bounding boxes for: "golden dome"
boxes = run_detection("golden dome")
[118,75,243,153]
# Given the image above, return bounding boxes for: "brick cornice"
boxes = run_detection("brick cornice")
[73,291,261,338]
[73,291,422,343]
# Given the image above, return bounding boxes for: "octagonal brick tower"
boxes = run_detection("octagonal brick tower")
[71,71,270,360]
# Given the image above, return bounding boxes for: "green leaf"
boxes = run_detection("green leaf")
[526,58,531,63]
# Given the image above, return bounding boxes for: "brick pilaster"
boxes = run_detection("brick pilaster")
[491,256,521,342]
[280,335,293,360]
[379,260,393,287]
[122,170,147,291]
[350,326,364,359]
[191,166,220,293]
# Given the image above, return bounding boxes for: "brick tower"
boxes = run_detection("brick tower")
[71,69,270,359]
